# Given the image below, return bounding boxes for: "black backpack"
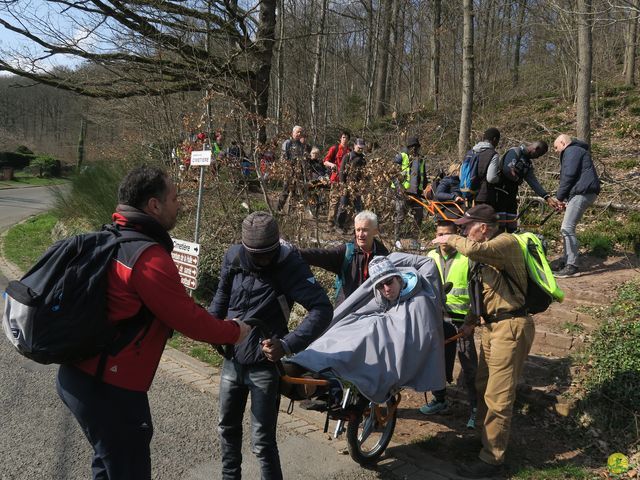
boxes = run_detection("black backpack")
[2,225,155,367]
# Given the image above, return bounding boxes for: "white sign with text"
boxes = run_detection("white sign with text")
[190,150,212,166]
[171,238,200,289]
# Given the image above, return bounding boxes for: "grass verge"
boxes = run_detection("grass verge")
[3,212,57,271]
[0,173,68,188]
[511,464,593,479]
[167,333,224,367]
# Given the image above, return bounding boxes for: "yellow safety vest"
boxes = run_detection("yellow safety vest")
[391,152,426,191]
[427,249,470,318]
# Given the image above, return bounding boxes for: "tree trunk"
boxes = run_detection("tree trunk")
[385,0,400,112]
[250,0,277,144]
[576,0,592,144]
[76,117,87,169]
[429,0,442,110]
[512,0,527,86]
[458,0,475,159]
[275,0,285,132]
[374,0,393,118]
[623,1,640,86]
[311,0,328,140]
[365,3,382,127]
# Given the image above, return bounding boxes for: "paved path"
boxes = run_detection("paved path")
[0,185,61,232]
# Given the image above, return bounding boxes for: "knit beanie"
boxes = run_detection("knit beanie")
[369,256,401,289]
[241,212,280,253]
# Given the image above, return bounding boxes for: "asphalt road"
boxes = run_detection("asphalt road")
[0,185,61,232]
[0,185,387,480]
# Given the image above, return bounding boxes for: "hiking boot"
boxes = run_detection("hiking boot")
[555,264,580,278]
[457,459,503,478]
[394,240,403,250]
[466,408,477,429]
[549,258,566,272]
[299,399,328,412]
[418,399,449,415]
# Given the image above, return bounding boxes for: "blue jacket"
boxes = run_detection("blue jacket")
[557,140,601,201]
[209,242,333,365]
[435,175,462,201]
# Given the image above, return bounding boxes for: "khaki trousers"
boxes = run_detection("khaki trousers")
[476,316,534,465]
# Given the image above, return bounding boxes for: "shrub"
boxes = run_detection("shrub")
[31,155,62,177]
[613,158,639,169]
[0,151,33,169]
[15,145,34,155]
[576,280,640,451]
[578,231,614,257]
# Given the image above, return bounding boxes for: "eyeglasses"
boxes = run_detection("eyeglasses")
[376,277,396,289]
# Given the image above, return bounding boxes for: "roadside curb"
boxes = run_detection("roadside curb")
[159,348,468,480]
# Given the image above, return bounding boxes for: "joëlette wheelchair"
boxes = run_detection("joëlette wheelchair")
[243,318,400,466]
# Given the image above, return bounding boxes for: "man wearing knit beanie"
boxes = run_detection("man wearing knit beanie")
[209,211,332,480]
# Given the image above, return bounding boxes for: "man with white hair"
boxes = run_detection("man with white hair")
[300,210,389,306]
[277,125,306,212]
[549,134,601,278]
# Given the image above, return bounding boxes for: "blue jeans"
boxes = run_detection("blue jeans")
[561,193,597,266]
[56,365,153,480]
[218,359,282,480]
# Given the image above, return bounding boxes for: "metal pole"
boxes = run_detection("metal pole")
[194,166,205,243]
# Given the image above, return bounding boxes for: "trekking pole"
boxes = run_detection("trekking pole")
[538,209,559,227]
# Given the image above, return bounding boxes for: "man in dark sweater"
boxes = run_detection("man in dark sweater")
[550,134,601,277]
[300,210,389,306]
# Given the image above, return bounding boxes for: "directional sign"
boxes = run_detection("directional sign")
[172,238,200,290]
[190,150,212,166]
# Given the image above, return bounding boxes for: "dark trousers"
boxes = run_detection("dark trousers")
[394,194,424,240]
[495,185,519,233]
[335,193,363,229]
[56,365,153,480]
[433,321,478,411]
[218,359,283,480]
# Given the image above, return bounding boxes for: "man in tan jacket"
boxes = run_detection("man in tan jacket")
[432,204,534,478]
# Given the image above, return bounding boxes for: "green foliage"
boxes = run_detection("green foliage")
[589,143,610,157]
[578,231,614,257]
[561,321,585,335]
[55,161,130,228]
[534,100,555,113]
[511,464,593,479]
[577,280,640,451]
[613,158,639,169]
[577,215,640,257]
[4,212,58,270]
[167,333,223,367]
[629,105,640,116]
[611,120,640,138]
[31,155,62,177]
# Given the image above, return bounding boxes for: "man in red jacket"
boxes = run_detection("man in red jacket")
[56,166,250,480]
[324,130,351,227]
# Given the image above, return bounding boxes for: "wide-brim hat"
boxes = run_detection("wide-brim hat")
[406,136,421,148]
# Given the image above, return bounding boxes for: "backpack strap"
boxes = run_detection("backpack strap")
[334,242,355,301]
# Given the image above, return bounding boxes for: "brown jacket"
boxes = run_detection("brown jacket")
[446,232,527,321]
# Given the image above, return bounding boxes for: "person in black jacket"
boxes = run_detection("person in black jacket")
[550,134,601,278]
[300,210,389,306]
[334,138,367,232]
[209,212,332,480]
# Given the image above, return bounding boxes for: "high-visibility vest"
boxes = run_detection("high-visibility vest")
[392,152,426,191]
[428,249,470,318]
[513,232,564,303]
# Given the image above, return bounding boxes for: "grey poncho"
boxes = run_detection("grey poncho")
[289,253,446,403]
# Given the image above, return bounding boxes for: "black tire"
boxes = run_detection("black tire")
[346,398,398,466]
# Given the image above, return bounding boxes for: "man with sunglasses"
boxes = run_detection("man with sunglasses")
[209,211,332,480]
[432,204,534,478]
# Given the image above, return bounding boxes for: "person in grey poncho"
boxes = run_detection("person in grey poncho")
[288,253,447,404]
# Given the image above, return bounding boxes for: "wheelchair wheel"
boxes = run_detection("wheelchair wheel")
[346,395,398,465]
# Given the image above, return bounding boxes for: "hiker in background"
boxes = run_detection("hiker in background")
[419,221,478,431]
[277,125,306,212]
[300,210,389,306]
[56,166,250,480]
[550,134,601,278]
[324,131,351,227]
[334,137,367,233]
[210,212,332,480]
[306,146,329,218]
[432,204,534,479]
[461,128,501,209]
[435,163,465,204]
[489,140,561,232]
[392,136,428,250]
